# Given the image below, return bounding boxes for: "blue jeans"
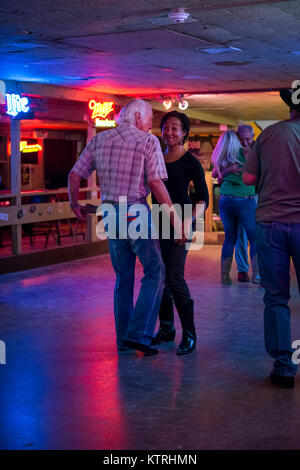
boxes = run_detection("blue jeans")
[256,222,300,377]
[219,195,257,260]
[235,196,258,272]
[235,223,249,272]
[105,203,165,348]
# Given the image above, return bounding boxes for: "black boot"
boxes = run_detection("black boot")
[175,299,196,355]
[152,287,176,345]
[151,325,176,345]
[176,330,196,355]
[221,256,233,285]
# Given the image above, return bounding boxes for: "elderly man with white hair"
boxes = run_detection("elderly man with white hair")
[68,99,182,356]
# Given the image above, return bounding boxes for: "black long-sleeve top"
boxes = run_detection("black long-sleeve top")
[153,151,209,209]
[152,151,209,238]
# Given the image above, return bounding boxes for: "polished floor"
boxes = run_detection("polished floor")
[0,245,300,450]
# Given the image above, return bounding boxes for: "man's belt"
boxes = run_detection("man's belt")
[84,198,147,214]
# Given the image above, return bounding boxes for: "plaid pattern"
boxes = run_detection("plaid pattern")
[72,123,167,202]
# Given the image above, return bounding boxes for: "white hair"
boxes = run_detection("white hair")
[211,130,242,179]
[237,124,254,136]
[117,99,151,125]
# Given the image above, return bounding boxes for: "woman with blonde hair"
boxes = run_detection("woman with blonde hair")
[211,130,259,284]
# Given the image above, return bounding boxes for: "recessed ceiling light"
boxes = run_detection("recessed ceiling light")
[214,61,249,66]
[198,46,242,54]
[62,76,83,80]
[183,75,207,79]
[290,51,300,55]
[9,42,47,49]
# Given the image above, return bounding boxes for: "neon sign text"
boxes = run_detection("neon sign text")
[6,93,30,117]
[95,118,116,128]
[89,100,115,119]
[20,141,42,153]
[8,141,42,155]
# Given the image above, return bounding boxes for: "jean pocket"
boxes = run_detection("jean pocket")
[256,222,273,248]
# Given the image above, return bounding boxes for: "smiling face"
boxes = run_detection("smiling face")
[162,117,186,147]
[237,129,254,148]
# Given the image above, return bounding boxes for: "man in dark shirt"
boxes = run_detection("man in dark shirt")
[243,88,300,388]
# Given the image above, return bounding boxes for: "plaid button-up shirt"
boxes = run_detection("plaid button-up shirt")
[72,123,167,203]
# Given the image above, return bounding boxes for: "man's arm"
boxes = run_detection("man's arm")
[221,164,242,178]
[211,167,218,179]
[68,170,88,220]
[148,179,186,244]
[243,138,260,186]
[212,164,241,184]
[243,172,258,186]
[148,179,173,207]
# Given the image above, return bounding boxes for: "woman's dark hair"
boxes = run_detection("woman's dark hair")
[160,111,190,144]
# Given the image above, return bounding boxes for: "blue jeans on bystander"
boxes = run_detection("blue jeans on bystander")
[235,223,250,273]
[256,222,300,377]
[219,195,257,260]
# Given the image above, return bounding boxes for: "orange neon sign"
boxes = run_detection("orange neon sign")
[89,100,115,120]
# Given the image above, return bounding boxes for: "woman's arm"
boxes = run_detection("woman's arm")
[192,159,209,208]
[221,164,242,179]
[211,166,218,178]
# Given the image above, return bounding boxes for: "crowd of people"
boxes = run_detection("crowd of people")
[68,89,300,389]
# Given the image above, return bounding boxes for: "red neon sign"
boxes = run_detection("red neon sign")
[89,100,115,120]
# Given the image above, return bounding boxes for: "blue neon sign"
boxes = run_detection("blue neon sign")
[6,93,30,117]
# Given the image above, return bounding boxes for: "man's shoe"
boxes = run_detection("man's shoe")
[251,273,261,284]
[270,370,295,389]
[151,327,176,345]
[125,340,158,356]
[176,330,196,356]
[238,272,250,282]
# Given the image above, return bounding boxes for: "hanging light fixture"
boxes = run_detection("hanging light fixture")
[178,99,189,111]
[163,98,173,110]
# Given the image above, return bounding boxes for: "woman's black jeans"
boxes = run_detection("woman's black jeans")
[159,238,195,333]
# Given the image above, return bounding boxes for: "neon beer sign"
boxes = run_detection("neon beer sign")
[89,100,114,119]
[8,141,42,155]
[20,141,42,153]
[89,99,116,127]
[6,93,30,117]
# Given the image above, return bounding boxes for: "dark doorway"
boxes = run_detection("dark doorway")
[44,139,77,189]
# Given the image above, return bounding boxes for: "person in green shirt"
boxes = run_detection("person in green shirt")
[211,130,259,285]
